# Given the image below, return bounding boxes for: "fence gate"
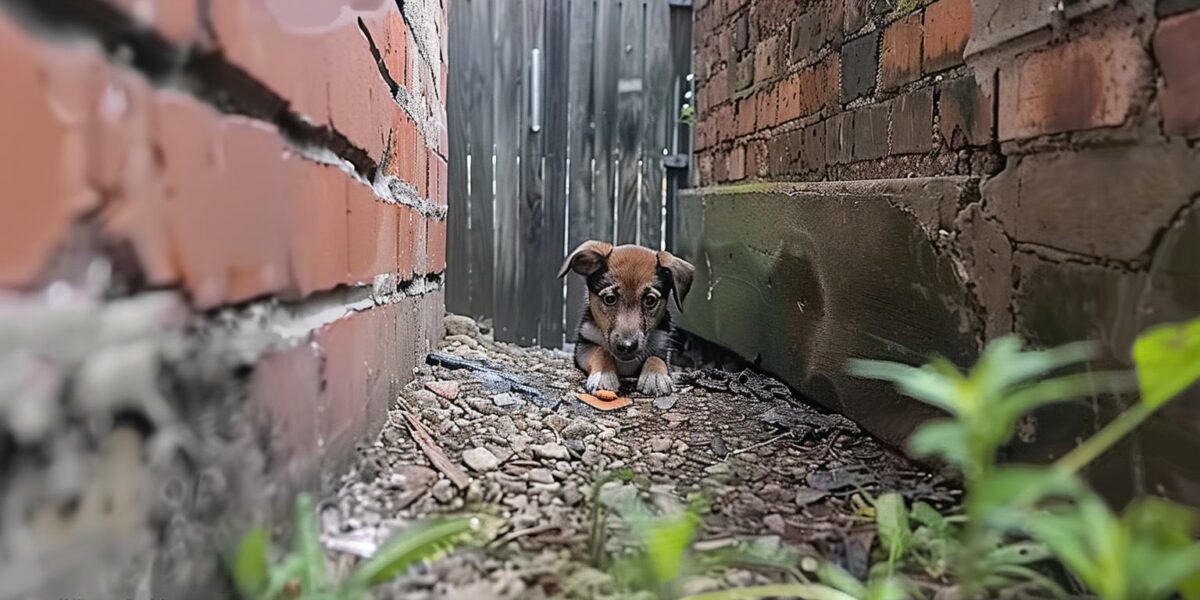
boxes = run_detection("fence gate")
[446,0,694,348]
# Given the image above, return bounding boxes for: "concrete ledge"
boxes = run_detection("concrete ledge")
[673,177,982,450]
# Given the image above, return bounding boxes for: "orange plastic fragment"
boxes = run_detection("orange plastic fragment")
[575,392,632,410]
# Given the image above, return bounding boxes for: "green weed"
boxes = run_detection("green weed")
[226,494,501,600]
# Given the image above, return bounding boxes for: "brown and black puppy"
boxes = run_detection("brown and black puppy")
[557,241,695,396]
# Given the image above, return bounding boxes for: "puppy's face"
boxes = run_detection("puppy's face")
[558,242,695,362]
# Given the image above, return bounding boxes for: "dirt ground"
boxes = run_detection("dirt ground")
[320,316,959,599]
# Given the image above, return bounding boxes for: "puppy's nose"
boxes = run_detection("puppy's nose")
[613,338,640,356]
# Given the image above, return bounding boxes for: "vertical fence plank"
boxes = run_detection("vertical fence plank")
[665,2,693,253]
[591,0,619,244]
[565,0,596,337]
[467,0,496,320]
[640,0,670,249]
[615,0,645,245]
[540,0,570,348]
[493,0,526,343]
[447,0,471,314]
[516,0,545,346]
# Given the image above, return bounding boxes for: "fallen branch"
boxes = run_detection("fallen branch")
[403,411,470,489]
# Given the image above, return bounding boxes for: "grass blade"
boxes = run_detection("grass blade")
[293,494,325,593]
[349,517,479,587]
[229,526,270,599]
[875,493,910,570]
[680,583,860,600]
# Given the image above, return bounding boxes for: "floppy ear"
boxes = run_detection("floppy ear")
[657,251,695,310]
[557,241,614,278]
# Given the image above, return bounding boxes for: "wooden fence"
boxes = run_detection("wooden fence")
[446,0,694,348]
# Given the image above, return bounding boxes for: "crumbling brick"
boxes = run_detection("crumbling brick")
[998,26,1146,140]
[841,30,879,103]
[881,11,922,91]
[938,76,994,148]
[1154,10,1200,138]
[891,88,935,155]
[922,0,972,73]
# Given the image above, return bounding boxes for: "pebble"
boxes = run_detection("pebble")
[527,468,555,484]
[462,447,501,472]
[426,380,461,400]
[444,315,479,338]
[431,479,456,503]
[545,414,571,431]
[653,395,678,410]
[649,436,673,453]
[531,442,570,460]
[763,513,786,535]
[560,420,600,440]
[491,392,522,408]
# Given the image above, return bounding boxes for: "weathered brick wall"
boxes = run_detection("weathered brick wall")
[0,1,446,597]
[687,0,1199,504]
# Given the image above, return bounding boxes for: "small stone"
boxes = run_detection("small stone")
[545,414,571,431]
[673,441,690,455]
[527,468,555,484]
[444,314,479,337]
[649,436,673,453]
[653,395,678,410]
[491,392,522,407]
[496,416,519,437]
[561,420,600,440]
[431,479,456,503]
[795,487,830,507]
[410,389,442,408]
[763,513,786,535]
[426,380,461,400]
[386,465,438,508]
[532,442,570,460]
[462,447,501,472]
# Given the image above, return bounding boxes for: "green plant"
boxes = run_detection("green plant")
[679,103,696,126]
[227,494,501,600]
[849,315,1200,599]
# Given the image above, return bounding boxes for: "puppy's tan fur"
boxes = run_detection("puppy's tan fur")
[558,241,694,396]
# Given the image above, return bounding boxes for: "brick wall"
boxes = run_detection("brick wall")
[0,1,446,597]
[686,0,1200,504]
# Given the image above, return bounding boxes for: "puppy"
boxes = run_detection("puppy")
[557,241,695,397]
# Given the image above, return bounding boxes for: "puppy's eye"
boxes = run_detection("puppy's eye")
[601,293,618,306]
[643,295,659,308]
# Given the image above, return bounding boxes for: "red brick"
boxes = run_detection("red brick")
[728,144,747,180]
[156,96,290,307]
[756,87,778,129]
[347,188,399,284]
[891,87,934,154]
[754,35,781,82]
[287,164,349,296]
[397,206,415,277]
[427,218,447,274]
[938,76,993,148]
[0,17,101,287]
[735,97,758,136]
[998,28,1145,140]
[1155,10,1200,137]
[209,0,401,159]
[775,54,839,125]
[923,0,972,73]
[251,343,322,480]
[881,11,922,91]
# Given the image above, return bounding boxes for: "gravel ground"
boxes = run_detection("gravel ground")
[320,316,959,599]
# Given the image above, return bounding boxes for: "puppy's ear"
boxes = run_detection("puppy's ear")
[657,251,695,310]
[558,241,613,278]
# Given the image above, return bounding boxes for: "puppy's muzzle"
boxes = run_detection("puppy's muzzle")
[610,333,643,361]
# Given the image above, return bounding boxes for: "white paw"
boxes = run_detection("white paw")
[586,371,620,393]
[637,371,674,397]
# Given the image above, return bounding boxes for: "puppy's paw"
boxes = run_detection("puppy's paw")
[586,371,620,393]
[637,370,674,397]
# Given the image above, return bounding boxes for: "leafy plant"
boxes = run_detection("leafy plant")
[679,103,696,126]
[848,315,1200,599]
[227,494,501,600]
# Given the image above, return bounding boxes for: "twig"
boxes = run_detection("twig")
[402,411,470,489]
[489,524,561,548]
[729,432,790,457]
